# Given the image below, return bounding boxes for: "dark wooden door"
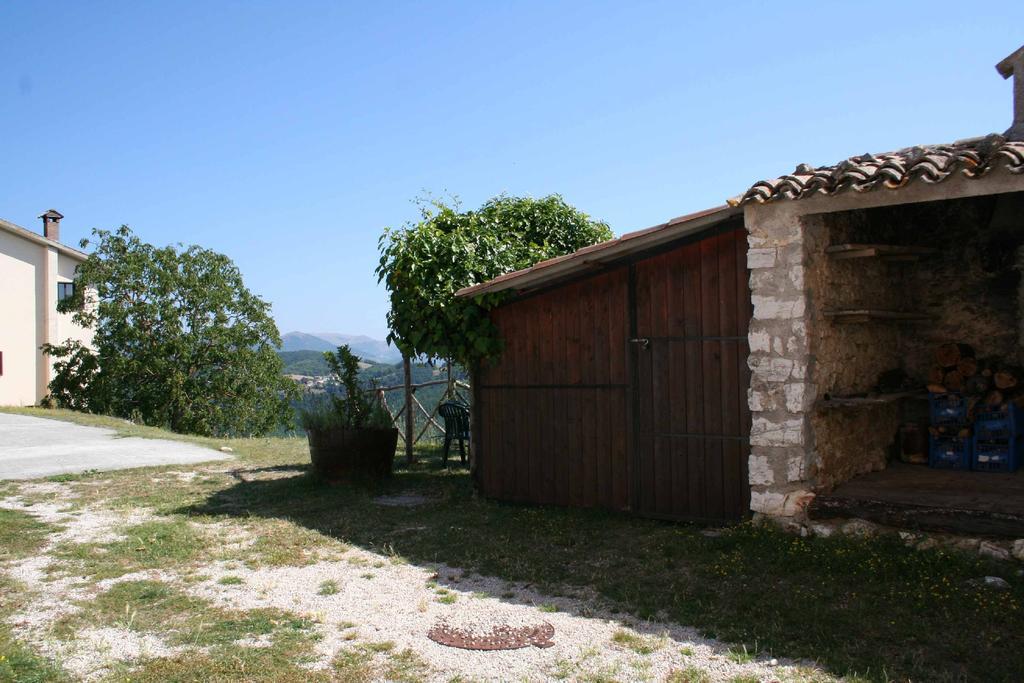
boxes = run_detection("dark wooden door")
[631,225,752,521]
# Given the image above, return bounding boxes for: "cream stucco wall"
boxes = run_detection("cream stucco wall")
[0,230,44,405]
[0,228,92,406]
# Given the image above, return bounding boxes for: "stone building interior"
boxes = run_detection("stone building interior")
[802,190,1024,536]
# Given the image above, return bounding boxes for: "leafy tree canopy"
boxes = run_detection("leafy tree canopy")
[46,226,297,437]
[377,194,612,364]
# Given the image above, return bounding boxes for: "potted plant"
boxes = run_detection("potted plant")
[300,345,397,482]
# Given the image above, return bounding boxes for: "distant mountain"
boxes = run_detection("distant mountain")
[279,331,402,364]
[279,332,336,353]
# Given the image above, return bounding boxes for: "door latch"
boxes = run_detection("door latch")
[629,338,650,350]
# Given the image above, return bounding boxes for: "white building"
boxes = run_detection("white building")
[0,210,93,406]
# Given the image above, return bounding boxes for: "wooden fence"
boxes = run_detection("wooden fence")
[369,358,471,463]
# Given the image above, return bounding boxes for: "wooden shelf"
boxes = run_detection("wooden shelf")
[824,309,931,324]
[826,243,937,261]
[815,391,926,409]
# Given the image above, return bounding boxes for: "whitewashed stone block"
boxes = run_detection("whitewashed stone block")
[790,361,808,380]
[749,270,775,291]
[751,295,805,320]
[787,452,810,482]
[747,248,777,269]
[785,334,804,355]
[751,490,812,517]
[788,264,805,289]
[750,417,805,446]
[750,357,794,383]
[749,219,801,246]
[749,455,774,486]
[784,382,814,413]
[749,490,786,516]
[748,388,764,412]
[748,329,771,353]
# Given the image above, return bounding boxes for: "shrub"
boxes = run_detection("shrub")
[377,194,612,364]
[299,346,392,432]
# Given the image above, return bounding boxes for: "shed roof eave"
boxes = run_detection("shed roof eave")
[456,204,740,298]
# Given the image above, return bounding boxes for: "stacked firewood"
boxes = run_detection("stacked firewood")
[926,342,1023,409]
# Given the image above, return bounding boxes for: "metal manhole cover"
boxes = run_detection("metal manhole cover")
[427,621,555,650]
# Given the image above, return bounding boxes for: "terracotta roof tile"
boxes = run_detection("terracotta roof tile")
[733,133,1024,206]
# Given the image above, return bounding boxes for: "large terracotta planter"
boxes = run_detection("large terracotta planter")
[306,427,398,483]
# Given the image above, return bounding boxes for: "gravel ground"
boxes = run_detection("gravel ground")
[1,484,841,682]
[190,549,829,682]
[1,495,163,679]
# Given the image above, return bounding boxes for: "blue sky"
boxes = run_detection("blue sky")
[2,1,1022,340]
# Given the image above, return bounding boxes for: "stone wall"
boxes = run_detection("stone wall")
[745,191,1024,523]
[745,205,816,520]
[897,194,1022,377]
[804,212,907,489]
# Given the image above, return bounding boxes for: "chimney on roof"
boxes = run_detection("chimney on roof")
[39,209,63,242]
[997,45,1024,141]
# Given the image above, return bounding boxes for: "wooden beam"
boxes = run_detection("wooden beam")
[403,356,415,465]
[815,391,926,409]
[823,309,931,324]
[826,243,937,261]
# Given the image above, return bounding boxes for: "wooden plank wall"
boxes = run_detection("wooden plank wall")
[633,226,752,521]
[476,266,631,510]
[474,223,751,521]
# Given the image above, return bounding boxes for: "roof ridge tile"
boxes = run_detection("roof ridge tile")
[737,134,1024,205]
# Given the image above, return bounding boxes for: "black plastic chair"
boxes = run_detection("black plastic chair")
[438,401,470,466]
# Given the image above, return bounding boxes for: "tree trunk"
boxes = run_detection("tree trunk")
[446,360,454,401]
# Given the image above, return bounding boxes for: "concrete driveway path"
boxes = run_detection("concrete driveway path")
[0,413,230,480]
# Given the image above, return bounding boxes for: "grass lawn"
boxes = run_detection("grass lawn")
[1,407,1023,682]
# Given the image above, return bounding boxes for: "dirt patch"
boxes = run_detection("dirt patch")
[373,492,432,507]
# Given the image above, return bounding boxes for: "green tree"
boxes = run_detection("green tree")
[45,226,297,437]
[377,194,612,363]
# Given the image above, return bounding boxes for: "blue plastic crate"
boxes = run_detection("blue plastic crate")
[974,403,1024,442]
[929,392,968,426]
[929,435,972,470]
[971,437,1021,473]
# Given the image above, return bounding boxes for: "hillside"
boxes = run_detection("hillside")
[278,350,332,376]
[280,350,395,378]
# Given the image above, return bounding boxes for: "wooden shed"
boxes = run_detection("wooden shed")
[459,206,753,522]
